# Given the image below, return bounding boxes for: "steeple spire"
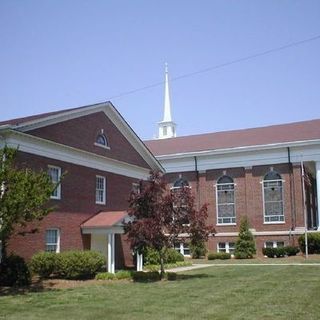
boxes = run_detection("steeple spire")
[158,63,176,139]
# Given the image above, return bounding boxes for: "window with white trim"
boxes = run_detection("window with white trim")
[264,241,284,249]
[96,176,106,204]
[94,130,110,149]
[48,166,61,199]
[263,171,284,223]
[217,242,235,254]
[216,175,235,224]
[45,229,60,253]
[174,242,190,257]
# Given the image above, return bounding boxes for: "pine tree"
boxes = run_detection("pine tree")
[234,216,256,259]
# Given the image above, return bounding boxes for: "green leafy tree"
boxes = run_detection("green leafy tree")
[234,216,256,259]
[0,146,57,261]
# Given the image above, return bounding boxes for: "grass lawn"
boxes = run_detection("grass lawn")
[1,265,320,320]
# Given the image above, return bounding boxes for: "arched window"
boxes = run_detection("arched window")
[95,133,109,148]
[216,175,235,224]
[173,177,189,189]
[263,171,284,223]
[171,177,189,225]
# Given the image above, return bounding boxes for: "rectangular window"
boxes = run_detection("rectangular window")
[218,242,235,254]
[96,176,106,204]
[48,166,61,199]
[173,242,190,257]
[45,229,60,253]
[265,241,285,248]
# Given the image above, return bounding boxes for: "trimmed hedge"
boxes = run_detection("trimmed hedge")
[0,254,31,287]
[207,252,231,260]
[298,233,320,254]
[55,251,105,280]
[262,246,300,258]
[30,252,56,278]
[30,250,105,280]
[190,243,207,259]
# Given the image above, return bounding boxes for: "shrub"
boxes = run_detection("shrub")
[0,254,31,287]
[165,248,184,263]
[132,271,161,282]
[190,243,207,259]
[298,233,320,254]
[143,247,184,265]
[262,247,276,258]
[30,252,56,278]
[55,250,105,280]
[95,272,116,280]
[285,246,300,256]
[95,270,132,280]
[166,272,177,281]
[234,216,256,259]
[207,252,231,260]
[263,246,299,258]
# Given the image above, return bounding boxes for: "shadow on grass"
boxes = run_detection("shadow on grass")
[0,278,58,296]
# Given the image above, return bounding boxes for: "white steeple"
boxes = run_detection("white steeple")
[158,63,176,139]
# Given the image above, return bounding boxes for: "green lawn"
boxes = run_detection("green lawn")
[1,265,320,320]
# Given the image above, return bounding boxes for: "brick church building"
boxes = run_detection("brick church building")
[1,67,319,271]
[145,65,320,257]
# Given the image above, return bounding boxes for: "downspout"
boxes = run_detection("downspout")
[194,156,200,208]
[287,147,296,244]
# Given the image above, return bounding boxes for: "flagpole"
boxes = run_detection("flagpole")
[301,159,308,259]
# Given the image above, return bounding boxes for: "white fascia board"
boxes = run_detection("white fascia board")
[82,226,124,234]
[159,143,320,173]
[14,102,163,173]
[3,130,150,180]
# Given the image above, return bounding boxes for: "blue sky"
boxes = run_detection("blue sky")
[0,1,319,139]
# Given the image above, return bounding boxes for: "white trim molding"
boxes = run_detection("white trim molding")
[2,130,151,180]
[7,102,163,173]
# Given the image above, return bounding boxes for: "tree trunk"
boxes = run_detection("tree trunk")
[0,237,7,263]
[159,251,165,279]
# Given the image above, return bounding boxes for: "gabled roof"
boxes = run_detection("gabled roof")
[81,211,127,228]
[144,119,320,156]
[0,101,163,172]
[0,104,92,126]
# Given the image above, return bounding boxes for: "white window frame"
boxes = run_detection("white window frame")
[217,242,235,255]
[94,130,110,150]
[96,175,106,205]
[262,178,285,224]
[264,241,285,249]
[45,228,60,253]
[174,242,191,257]
[48,165,61,200]
[215,181,236,226]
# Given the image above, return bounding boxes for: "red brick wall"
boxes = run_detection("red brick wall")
[165,162,305,254]
[27,111,150,169]
[8,151,140,262]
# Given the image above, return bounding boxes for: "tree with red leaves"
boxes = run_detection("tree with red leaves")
[124,171,214,277]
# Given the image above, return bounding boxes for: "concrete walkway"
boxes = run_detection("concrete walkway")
[166,263,320,273]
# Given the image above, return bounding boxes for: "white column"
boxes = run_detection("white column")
[107,233,115,274]
[316,162,320,231]
[136,253,143,271]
